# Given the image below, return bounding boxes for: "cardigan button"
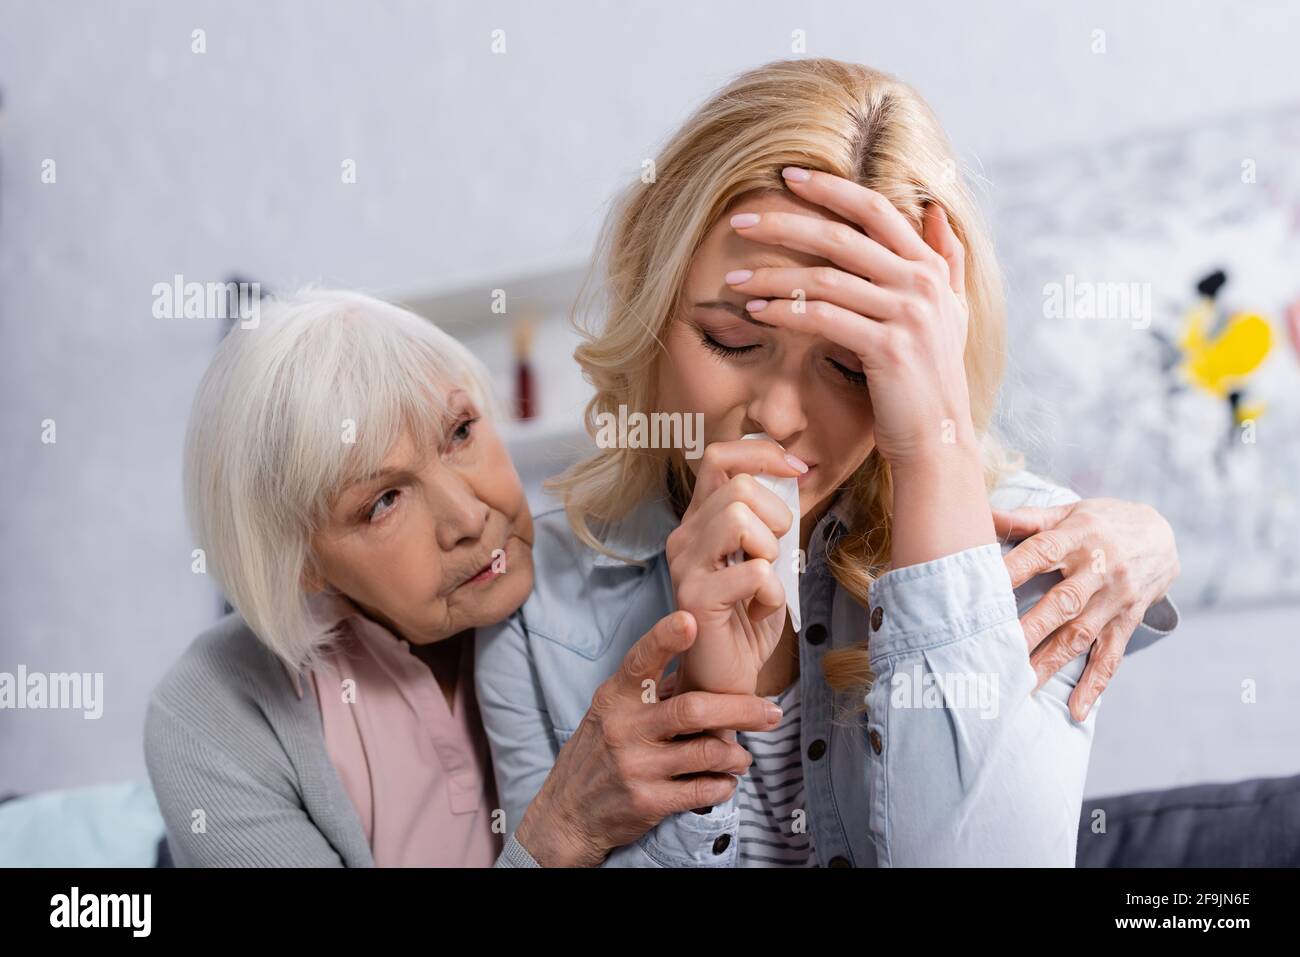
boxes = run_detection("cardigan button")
[827,855,852,868]
[807,738,827,760]
[804,623,827,646]
[870,605,884,631]
[712,833,731,855]
[869,730,883,755]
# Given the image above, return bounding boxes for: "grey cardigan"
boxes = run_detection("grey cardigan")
[144,613,538,867]
[143,614,377,866]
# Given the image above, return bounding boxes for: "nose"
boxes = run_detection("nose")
[428,467,490,551]
[745,373,808,447]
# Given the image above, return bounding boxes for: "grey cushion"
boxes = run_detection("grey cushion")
[1077,773,1300,867]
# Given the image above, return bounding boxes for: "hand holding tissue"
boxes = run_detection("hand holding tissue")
[726,432,802,633]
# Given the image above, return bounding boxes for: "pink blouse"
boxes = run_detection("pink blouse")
[293,592,501,867]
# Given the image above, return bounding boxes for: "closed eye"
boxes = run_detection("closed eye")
[827,357,867,386]
[694,326,761,359]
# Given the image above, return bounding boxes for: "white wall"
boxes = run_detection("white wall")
[2,0,1298,795]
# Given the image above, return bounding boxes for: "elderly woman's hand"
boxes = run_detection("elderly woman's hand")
[512,610,782,866]
[993,498,1180,721]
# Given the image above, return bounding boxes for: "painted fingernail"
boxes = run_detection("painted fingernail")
[781,166,811,183]
[745,299,768,312]
[784,453,809,473]
[724,269,753,284]
[730,213,760,228]
[766,704,783,723]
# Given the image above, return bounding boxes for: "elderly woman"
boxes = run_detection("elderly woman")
[144,289,783,867]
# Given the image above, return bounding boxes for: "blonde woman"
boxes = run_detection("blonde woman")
[145,290,785,867]
[477,59,1180,867]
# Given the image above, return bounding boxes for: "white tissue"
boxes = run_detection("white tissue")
[726,432,802,632]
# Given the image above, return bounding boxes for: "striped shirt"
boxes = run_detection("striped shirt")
[734,680,816,866]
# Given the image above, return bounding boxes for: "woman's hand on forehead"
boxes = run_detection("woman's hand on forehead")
[723,167,974,473]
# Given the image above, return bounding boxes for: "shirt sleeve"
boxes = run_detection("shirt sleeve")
[863,542,1093,866]
[476,614,739,867]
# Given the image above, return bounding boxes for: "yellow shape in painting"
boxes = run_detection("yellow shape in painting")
[1180,306,1272,398]
[1234,400,1267,426]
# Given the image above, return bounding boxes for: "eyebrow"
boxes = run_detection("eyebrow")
[692,300,776,328]
[351,393,471,487]
[353,465,414,488]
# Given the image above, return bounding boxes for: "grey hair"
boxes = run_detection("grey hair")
[183,288,496,671]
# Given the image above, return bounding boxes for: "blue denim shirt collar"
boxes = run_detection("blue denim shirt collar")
[591,495,680,567]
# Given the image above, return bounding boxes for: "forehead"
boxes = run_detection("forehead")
[690,188,853,275]
[336,387,467,491]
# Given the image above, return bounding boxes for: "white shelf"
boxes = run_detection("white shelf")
[388,261,591,337]
[389,262,600,484]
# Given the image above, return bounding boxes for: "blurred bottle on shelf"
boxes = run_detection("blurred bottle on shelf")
[513,311,537,420]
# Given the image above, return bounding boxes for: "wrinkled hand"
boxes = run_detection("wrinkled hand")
[513,610,782,866]
[993,498,1179,720]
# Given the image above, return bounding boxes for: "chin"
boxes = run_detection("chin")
[474,556,535,629]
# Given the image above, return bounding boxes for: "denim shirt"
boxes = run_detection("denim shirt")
[478,469,1178,867]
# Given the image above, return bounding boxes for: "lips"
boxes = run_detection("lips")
[455,540,509,589]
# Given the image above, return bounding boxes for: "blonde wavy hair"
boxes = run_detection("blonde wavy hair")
[547,58,1021,694]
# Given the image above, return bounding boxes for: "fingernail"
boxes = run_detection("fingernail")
[671,613,688,636]
[745,299,768,312]
[724,269,753,284]
[766,704,783,723]
[784,453,809,473]
[781,166,811,183]
[1078,699,1092,720]
[730,213,760,228]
